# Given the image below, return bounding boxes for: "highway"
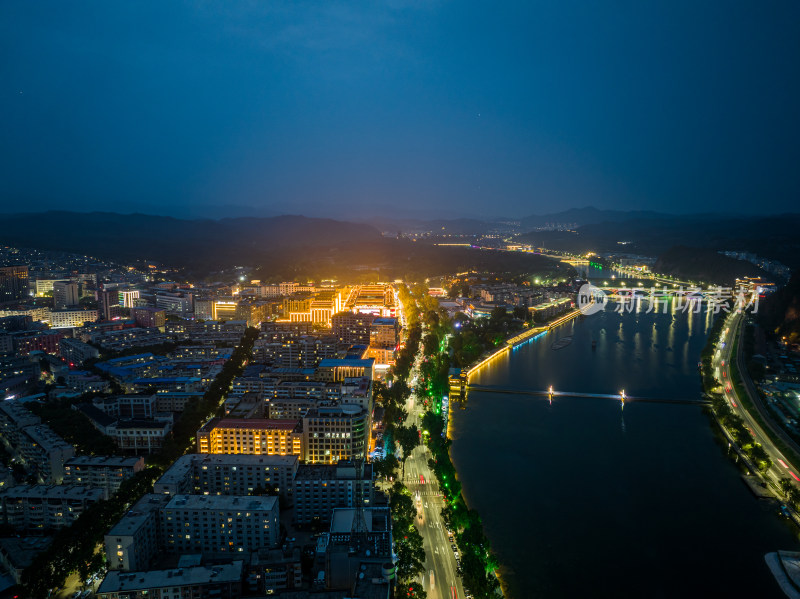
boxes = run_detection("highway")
[714,311,800,489]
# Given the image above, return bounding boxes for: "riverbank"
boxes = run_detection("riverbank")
[464,309,581,380]
[443,307,581,597]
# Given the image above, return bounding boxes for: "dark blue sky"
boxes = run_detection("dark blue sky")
[2,1,798,219]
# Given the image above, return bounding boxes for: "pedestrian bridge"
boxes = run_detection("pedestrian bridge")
[465,384,711,406]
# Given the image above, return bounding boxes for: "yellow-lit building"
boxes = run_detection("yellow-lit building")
[196,418,302,456]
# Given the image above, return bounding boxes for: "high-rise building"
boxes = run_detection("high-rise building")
[0,266,29,305]
[52,280,79,310]
[331,311,375,345]
[302,405,369,464]
[118,289,140,308]
[98,287,124,321]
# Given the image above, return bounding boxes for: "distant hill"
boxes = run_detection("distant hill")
[364,217,492,235]
[518,213,800,269]
[519,206,684,228]
[653,246,769,286]
[0,211,381,269]
[0,210,566,280]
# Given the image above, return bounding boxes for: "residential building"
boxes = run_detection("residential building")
[154,453,298,498]
[97,562,244,599]
[0,484,104,531]
[162,494,279,557]
[53,280,79,309]
[63,455,145,498]
[331,311,375,345]
[59,337,100,366]
[294,461,373,525]
[369,317,398,347]
[105,494,171,571]
[0,537,53,585]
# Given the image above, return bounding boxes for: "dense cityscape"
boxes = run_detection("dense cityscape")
[3,2,800,598]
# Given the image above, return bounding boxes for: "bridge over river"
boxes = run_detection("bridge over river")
[466,384,711,406]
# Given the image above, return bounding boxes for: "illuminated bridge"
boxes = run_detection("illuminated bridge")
[465,384,711,406]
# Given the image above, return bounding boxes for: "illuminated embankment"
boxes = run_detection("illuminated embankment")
[464,309,582,381]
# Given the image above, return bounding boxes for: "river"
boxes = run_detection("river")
[449,285,798,598]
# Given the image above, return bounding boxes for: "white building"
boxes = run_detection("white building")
[50,309,98,329]
[105,494,171,571]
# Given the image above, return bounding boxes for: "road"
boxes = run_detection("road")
[392,292,466,599]
[402,385,466,599]
[714,311,800,488]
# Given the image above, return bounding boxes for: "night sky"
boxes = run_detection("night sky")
[2,2,799,219]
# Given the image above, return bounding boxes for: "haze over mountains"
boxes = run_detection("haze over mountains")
[1,208,798,275]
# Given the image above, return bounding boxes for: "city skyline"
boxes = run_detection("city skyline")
[3,2,799,218]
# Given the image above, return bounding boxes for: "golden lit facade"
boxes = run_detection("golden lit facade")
[197,418,302,456]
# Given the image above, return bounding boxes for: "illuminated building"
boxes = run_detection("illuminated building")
[0,265,29,305]
[302,405,369,464]
[98,287,123,320]
[118,289,141,308]
[34,279,59,297]
[49,308,98,329]
[317,358,375,382]
[162,494,279,556]
[345,284,396,317]
[279,281,299,296]
[213,300,239,321]
[369,317,398,347]
[197,418,303,456]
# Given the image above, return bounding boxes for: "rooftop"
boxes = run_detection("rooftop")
[98,561,243,593]
[107,494,170,537]
[0,484,104,501]
[201,418,300,432]
[165,493,278,512]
